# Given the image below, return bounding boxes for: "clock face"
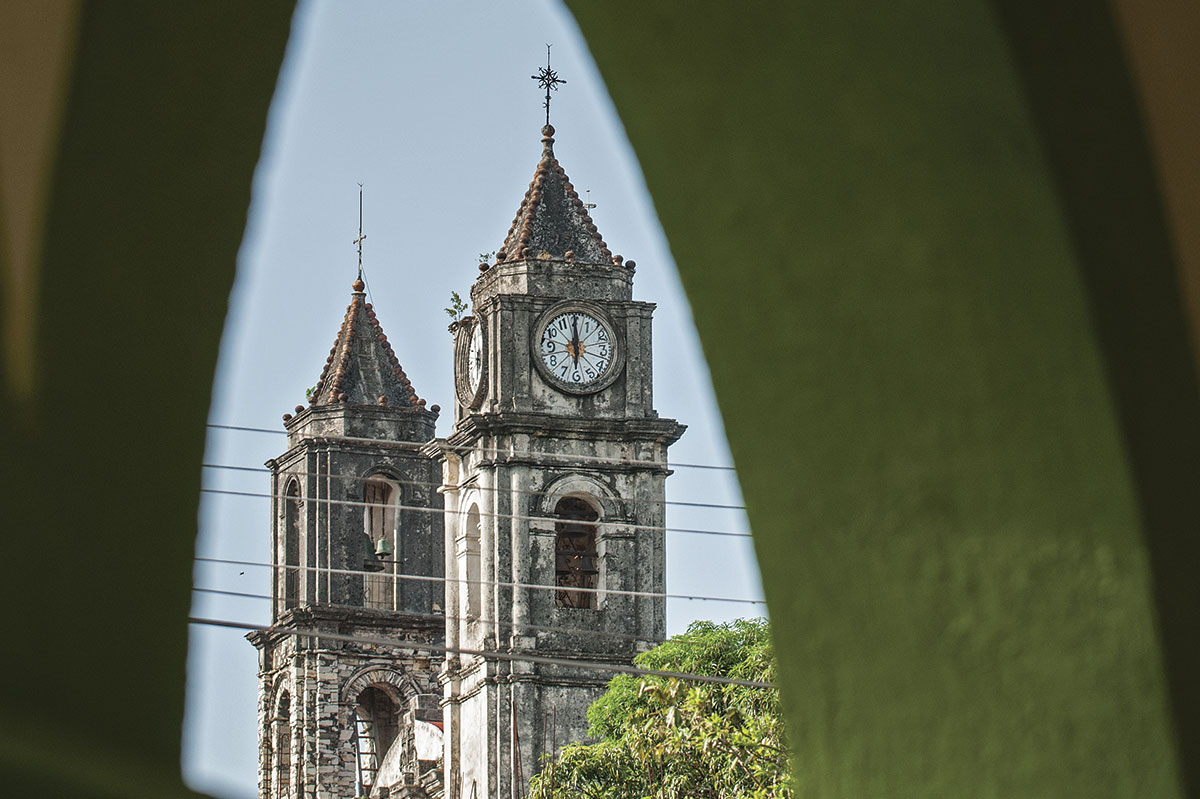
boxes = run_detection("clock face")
[454,317,487,409]
[537,309,617,390]
[468,323,484,394]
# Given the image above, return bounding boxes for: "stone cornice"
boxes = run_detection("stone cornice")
[269,434,437,473]
[252,605,446,648]
[447,411,686,450]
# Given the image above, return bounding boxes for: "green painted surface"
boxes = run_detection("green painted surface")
[0,3,294,795]
[0,1,1192,794]
[568,2,1183,795]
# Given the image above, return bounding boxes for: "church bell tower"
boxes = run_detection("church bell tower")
[431,124,686,799]
[250,276,447,798]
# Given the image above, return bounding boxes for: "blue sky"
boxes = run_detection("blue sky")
[185,2,762,795]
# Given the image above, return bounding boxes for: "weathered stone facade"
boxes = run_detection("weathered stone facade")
[431,126,684,799]
[250,609,443,798]
[251,124,682,799]
[250,280,447,799]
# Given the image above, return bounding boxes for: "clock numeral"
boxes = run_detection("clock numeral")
[539,310,617,388]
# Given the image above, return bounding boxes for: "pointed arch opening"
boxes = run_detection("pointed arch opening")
[554,496,599,609]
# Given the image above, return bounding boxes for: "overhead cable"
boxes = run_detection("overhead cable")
[206,422,737,472]
[198,486,753,540]
[201,462,748,513]
[192,585,687,645]
[188,614,774,689]
[194,555,766,607]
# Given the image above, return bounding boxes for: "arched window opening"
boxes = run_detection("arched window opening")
[364,477,397,610]
[353,686,400,796]
[283,481,300,613]
[273,692,292,798]
[554,496,599,609]
[465,505,482,620]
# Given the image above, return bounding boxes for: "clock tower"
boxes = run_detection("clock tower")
[431,124,686,799]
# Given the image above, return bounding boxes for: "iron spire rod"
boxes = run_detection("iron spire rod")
[354,183,366,280]
[532,44,565,126]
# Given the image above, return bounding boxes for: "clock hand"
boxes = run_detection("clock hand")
[570,316,580,366]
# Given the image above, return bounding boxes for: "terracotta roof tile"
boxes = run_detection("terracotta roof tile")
[309,280,424,409]
[498,125,613,265]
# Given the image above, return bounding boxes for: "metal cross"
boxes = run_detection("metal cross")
[532,44,566,126]
[354,183,366,280]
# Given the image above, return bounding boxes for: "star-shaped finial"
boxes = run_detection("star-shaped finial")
[532,44,566,127]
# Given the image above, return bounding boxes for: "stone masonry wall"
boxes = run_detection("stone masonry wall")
[254,609,443,799]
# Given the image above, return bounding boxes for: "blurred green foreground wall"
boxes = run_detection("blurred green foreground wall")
[1,1,1198,796]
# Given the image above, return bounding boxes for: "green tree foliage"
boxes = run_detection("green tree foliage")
[444,290,468,321]
[529,619,793,799]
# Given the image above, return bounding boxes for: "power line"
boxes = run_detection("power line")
[201,462,748,513]
[195,586,271,602]
[187,615,774,689]
[198,486,753,540]
[208,423,283,435]
[194,556,766,607]
[191,586,683,645]
[205,422,738,472]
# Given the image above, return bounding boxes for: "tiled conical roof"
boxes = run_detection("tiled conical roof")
[498,125,613,265]
[308,279,423,409]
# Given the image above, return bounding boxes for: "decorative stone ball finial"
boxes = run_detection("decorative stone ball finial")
[352,278,365,292]
[542,124,555,139]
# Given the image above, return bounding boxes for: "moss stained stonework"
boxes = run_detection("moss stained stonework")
[252,126,682,798]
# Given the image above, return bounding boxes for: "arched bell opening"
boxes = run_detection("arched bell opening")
[280,480,301,616]
[362,475,400,610]
[554,495,600,609]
